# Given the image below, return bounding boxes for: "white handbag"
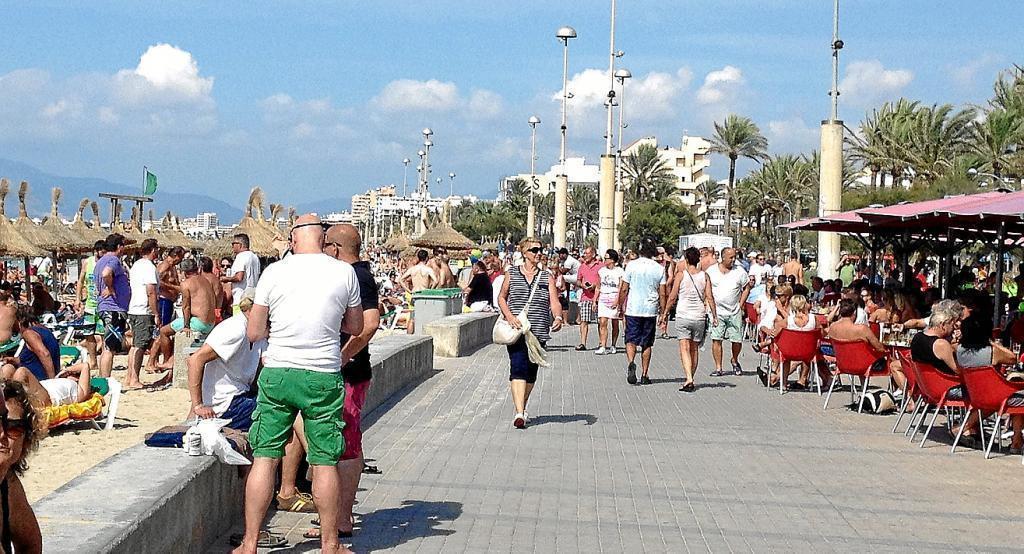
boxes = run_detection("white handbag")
[493,269,542,345]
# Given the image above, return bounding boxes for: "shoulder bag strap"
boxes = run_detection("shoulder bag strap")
[686,269,707,306]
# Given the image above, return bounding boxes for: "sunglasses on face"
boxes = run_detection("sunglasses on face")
[526,247,542,254]
[0,414,28,440]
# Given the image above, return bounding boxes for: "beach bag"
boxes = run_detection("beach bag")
[493,269,542,345]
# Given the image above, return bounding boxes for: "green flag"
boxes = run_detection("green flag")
[144,169,158,195]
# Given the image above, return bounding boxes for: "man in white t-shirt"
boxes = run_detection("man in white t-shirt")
[126,238,160,390]
[221,233,261,314]
[619,239,667,386]
[236,214,362,554]
[706,247,751,377]
[748,252,769,285]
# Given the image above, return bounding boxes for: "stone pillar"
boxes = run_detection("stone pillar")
[818,120,843,279]
[553,175,568,248]
[613,187,625,250]
[526,204,536,239]
[597,154,615,253]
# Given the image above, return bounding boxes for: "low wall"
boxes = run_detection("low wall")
[423,312,498,357]
[34,333,434,554]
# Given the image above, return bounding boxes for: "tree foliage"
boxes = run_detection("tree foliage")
[618,199,698,251]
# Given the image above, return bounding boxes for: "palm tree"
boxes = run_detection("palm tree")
[903,103,976,186]
[622,143,676,202]
[568,185,598,245]
[535,193,555,242]
[708,114,768,238]
[693,180,726,229]
[503,178,530,215]
[970,108,1024,179]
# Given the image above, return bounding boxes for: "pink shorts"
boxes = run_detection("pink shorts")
[341,380,370,460]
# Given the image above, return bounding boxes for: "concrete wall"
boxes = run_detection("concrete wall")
[33,333,434,554]
[422,312,498,358]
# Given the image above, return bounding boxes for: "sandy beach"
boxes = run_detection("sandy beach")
[25,361,191,502]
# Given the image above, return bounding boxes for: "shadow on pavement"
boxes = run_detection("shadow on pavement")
[356,500,462,552]
[529,413,597,426]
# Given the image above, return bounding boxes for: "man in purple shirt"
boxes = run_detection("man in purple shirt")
[94,233,131,378]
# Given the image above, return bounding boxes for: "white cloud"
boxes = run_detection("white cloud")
[839,60,913,106]
[949,53,1003,88]
[767,117,819,153]
[554,66,692,122]
[696,65,745,105]
[467,89,504,120]
[372,79,460,112]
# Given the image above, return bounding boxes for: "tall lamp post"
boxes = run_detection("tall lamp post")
[597,0,621,253]
[448,172,456,198]
[416,148,426,235]
[527,115,541,238]
[401,157,411,233]
[612,67,631,250]
[818,0,844,279]
[554,25,577,249]
[421,128,434,234]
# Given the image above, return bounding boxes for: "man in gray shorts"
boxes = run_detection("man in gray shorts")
[705,248,750,377]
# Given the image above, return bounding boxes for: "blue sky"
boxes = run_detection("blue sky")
[1,1,1021,212]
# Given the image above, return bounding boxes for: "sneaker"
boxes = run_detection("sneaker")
[732,361,743,376]
[524,411,530,423]
[595,347,607,355]
[276,491,317,513]
[513,413,526,429]
[640,375,652,385]
[627,362,637,385]
[610,346,617,355]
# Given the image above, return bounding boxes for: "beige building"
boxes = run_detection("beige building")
[621,135,712,207]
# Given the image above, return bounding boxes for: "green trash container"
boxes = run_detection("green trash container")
[412,288,465,333]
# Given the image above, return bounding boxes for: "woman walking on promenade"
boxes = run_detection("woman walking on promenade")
[497,237,563,429]
[596,250,624,354]
[663,247,717,392]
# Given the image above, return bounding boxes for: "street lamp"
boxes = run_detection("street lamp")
[554,25,577,248]
[448,172,456,198]
[527,115,541,237]
[612,68,631,249]
[402,158,411,197]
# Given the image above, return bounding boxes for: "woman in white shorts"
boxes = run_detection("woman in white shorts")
[596,250,624,354]
[662,247,717,392]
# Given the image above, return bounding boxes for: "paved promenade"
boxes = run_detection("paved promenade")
[215,333,1024,552]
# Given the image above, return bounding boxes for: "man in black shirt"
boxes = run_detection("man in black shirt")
[319,223,380,540]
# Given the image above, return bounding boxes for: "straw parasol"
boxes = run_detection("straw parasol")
[40,188,91,252]
[68,198,105,245]
[382,231,410,252]
[12,181,65,252]
[89,202,108,241]
[0,179,44,257]
[410,220,475,251]
[159,211,195,250]
[206,187,282,258]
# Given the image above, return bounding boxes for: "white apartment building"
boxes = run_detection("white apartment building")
[621,135,712,207]
[196,212,218,230]
[499,157,600,199]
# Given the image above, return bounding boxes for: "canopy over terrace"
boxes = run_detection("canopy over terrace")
[783,189,1024,322]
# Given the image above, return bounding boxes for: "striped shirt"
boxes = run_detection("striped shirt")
[506,266,553,342]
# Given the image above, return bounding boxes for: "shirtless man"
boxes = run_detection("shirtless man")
[428,249,456,288]
[151,258,217,375]
[145,247,185,370]
[0,285,18,354]
[400,250,437,334]
[199,256,228,322]
[782,250,804,286]
[824,298,896,390]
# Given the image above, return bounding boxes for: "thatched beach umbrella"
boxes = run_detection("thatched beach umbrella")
[40,188,90,252]
[0,179,44,258]
[382,231,410,252]
[206,187,281,258]
[12,181,66,252]
[89,202,108,240]
[68,198,105,245]
[159,212,195,250]
[410,221,475,251]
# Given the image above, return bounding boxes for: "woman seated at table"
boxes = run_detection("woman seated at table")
[860,284,880,315]
[754,285,792,388]
[781,294,818,390]
[869,288,919,326]
[910,299,982,444]
[956,304,1023,452]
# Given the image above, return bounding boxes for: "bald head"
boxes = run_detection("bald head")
[290,213,324,254]
[326,224,361,262]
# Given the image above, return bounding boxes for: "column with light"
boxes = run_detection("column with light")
[612,68,630,250]
[527,115,540,238]
[554,26,577,248]
[818,0,843,279]
[421,128,433,233]
[597,0,621,253]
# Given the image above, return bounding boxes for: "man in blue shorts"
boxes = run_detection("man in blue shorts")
[619,239,667,386]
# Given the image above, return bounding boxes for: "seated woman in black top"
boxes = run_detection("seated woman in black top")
[910,299,980,442]
[463,261,493,312]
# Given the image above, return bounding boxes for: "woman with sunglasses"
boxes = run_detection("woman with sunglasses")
[0,380,43,553]
[596,250,624,355]
[497,238,564,429]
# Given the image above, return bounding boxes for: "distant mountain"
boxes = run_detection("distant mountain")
[0,159,244,222]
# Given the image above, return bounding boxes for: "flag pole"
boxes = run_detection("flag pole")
[143,165,147,196]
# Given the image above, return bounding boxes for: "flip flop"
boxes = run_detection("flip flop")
[147,383,172,393]
[229,530,287,548]
[302,528,353,539]
[362,463,382,475]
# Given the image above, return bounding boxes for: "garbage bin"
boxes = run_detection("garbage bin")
[412,288,464,333]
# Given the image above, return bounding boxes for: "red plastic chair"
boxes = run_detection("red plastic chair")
[821,293,840,306]
[903,356,970,448]
[959,366,1024,459]
[743,302,759,341]
[891,350,920,433]
[824,339,888,412]
[869,322,881,338]
[771,329,821,395]
[1008,318,1024,345]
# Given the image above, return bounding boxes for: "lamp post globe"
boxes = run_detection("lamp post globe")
[528,115,541,127]
[422,127,433,138]
[556,26,577,41]
[614,68,632,81]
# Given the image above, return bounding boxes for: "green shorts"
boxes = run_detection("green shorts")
[169,317,215,335]
[708,312,743,342]
[84,312,105,336]
[249,367,346,466]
